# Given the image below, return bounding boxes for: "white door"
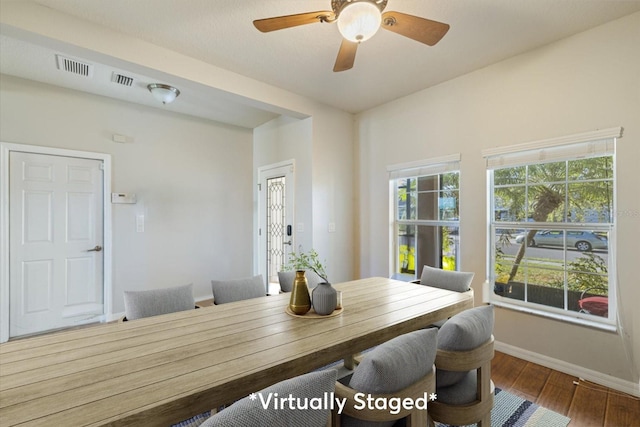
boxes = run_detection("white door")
[9,151,104,337]
[258,161,295,293]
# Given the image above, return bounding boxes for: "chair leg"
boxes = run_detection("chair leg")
[406,409,427,427]
[330,409,341,427]
[426,414,436,427]
[478,412,491,427]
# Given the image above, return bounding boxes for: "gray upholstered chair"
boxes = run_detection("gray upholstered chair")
[199,369,338,427]
[122,283,196,321]
[211,274,266,304]
[427,305,495,427]
[414,265,475,327]
[416,265,475,293]
[332,328,437,427]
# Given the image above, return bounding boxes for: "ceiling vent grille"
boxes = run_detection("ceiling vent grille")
[111,72,134,87]
[56,55,93,77]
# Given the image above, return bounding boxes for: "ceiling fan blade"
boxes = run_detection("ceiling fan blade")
[381,11,450,46]
[333,39,358,72]
[253,11,335,32]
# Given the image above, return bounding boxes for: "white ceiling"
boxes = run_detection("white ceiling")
[2,0,640,128]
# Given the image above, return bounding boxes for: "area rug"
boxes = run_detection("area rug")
[436,388,571,427]
[172,387,570,427]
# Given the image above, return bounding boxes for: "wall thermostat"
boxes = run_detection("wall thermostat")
[111,193,137,204]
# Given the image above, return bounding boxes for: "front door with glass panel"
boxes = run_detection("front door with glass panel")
[258,161,294,292]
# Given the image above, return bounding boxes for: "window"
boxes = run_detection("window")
[484,128,621,329]
[389,155,460,280]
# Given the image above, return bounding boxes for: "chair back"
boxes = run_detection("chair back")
[332,367,435,426]
[201,370,337,427]
[123,283,195,321]
[211,274,265,304]
[333,328,437,427]
[419,265,474,293]
[428,336,495,427]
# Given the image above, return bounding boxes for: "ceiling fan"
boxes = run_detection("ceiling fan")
[253,0,450,72]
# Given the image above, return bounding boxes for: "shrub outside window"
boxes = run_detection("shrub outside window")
[485,129,620,329]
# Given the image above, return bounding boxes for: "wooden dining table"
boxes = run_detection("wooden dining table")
[0,277,474,426]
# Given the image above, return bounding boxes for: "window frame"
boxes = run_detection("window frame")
[388,155,461,280]
[483,128,622,331]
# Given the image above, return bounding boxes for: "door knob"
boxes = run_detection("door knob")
[284,240,292,246]
[87,245,103,252]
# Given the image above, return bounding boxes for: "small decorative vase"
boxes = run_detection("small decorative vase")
[289,270,311,315]
[312,282,337,315]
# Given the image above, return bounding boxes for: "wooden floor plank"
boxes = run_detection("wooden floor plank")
[536,370,576,416]
[511,362,551,399]
[490,350,527,390]
[604,389,640,427]
[567,379,608,426]
[493,352,640,427]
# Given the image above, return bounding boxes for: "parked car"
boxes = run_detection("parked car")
[515,230,607,251]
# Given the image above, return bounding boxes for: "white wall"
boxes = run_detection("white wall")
[356,12,640,387]
[310,105,356,283]
[0,0,359,288]
[0,75,255,311]
[254,115,314,256]
[253,108,357,284]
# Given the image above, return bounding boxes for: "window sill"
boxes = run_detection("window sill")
[490,298,617,333]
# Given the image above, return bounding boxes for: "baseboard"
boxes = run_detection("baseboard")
[495,340,640,398]
[106,311,124,323]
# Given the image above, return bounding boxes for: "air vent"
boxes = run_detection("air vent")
[56,55,93,77]
[111,72,134,87]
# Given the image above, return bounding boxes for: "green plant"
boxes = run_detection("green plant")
[285,247,328,282]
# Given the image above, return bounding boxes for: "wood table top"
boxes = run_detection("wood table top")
[0,277,474,426]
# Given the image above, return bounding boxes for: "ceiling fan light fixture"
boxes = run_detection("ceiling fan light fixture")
[147,83,180,104]
[337,1,382,43]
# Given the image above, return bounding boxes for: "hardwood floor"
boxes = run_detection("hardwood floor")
[492,351,640,426]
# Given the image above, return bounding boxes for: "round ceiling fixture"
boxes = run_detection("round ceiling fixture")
[147,83,180,104]
[337,1,382,43]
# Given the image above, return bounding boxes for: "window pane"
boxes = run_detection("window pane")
[494,186,526,221]
[527,185,565,222]
[569,156,613,181]
[410,225,460,273]
[568,251,609,316]
[417,175,438,191]
[442,226,459,271]
[494,166,526,185]
[396,178,416,220]
[417,190,438,220]
[397,224,416,275]
[528,161,566,183]
[567,182,613,223]
[441,172,459,190]
[439,190,459,220]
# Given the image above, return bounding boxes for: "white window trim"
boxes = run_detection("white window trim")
[483,129,620,331]
[481,127,622,158]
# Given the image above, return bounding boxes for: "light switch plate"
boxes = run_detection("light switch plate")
[136,214,144,233]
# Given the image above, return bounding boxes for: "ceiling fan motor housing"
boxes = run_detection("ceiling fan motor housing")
[332,0,388,15]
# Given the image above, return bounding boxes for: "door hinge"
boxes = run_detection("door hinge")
[258,183,262,191]
[259,228,262,236]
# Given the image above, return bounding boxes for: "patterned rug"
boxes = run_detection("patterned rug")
[172,387,570,427]
[436,388,571,427]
